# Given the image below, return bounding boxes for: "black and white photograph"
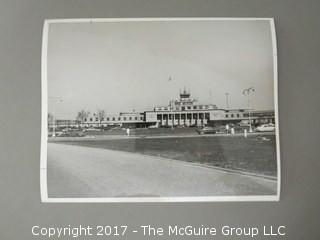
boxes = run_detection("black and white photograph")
[41,18,280,202]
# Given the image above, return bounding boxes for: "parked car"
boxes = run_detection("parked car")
[196,126,217,135]
[256,123,275,132]
[239,121,250,127]
[109,126,122,131]
[61,128,72,132]
[54,131,64,137]
[84,127,100,132]
[58,131,86,137]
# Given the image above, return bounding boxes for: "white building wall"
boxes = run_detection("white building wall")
[145,112,158,123]
[83,112,144,126]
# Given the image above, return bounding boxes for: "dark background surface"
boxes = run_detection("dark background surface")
[0,0,319,239]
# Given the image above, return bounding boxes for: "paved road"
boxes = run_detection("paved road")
[47,143,277,198]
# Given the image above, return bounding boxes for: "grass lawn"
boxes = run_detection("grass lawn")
[54,134,277,177]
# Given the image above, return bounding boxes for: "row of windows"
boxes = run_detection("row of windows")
[225,109,245,113]
[225,114,241,118]
[225,112,273,118]
[156,105,212,111]
[251,112,274,117]
[85,116,143,122]
[157,113,210,120]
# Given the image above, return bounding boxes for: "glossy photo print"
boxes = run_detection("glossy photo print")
[41,18,280,202]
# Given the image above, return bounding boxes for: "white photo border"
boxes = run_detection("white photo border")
[41,18,280,202]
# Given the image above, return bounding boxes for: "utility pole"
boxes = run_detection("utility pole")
[242,87,255,133]
[225,92,230,109]
[168,76,174,129]
[171,99,174,129]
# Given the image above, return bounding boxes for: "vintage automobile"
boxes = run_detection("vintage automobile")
[256,123,275,132]
[57,130,86,137]
[196,126,217,135]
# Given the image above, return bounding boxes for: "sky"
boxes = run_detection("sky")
[47,19,276,119]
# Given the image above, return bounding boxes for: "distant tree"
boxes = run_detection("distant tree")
[97,109,106,128]
[48,113,54,122]
[48,113,54,130]
[76,110,89,127]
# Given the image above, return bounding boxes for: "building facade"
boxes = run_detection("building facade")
[82,112,144,127]
[79,89,275,128]
[145,90,274,127]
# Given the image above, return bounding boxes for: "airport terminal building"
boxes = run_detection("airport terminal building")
[79,90,275,128]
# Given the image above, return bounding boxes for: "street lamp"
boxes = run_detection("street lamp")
[242,87,255,133]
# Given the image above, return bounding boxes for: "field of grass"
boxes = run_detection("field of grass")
[54,134,277,177]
